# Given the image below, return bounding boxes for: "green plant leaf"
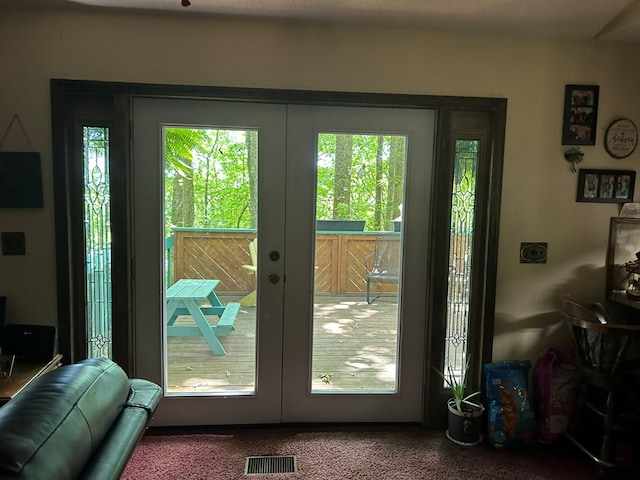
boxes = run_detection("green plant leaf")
[431,357,480,412]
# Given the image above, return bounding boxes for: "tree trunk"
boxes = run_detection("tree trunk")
[385,137,404,230]
[333,134,353,219]
[246,131,258,229]
[171,155,195,227]
[374,136,384,230]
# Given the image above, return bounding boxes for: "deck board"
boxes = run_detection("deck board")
[166,295,398,393]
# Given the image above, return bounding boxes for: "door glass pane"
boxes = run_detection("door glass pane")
[83,126,112,359]
[163,126,258,396]
[444,139,478,381]
[312,133,405,393]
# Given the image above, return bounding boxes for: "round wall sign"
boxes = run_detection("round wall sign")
[605,118,638,159]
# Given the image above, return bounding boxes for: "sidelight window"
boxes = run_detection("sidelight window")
[83,126,113,359]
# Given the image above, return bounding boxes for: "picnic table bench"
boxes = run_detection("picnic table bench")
[166,278,241,355]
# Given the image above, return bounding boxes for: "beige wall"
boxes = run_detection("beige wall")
[1,8,639,362]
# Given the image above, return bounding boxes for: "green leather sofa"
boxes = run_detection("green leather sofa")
[0,357,161,480]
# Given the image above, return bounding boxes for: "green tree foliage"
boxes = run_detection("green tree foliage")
[164,127,257,233]
[164,129,435,234]
[316,133,404,230]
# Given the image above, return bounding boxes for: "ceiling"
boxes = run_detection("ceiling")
[4,0,640,42]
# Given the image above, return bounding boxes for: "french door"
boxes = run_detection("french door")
[133,97,435,425]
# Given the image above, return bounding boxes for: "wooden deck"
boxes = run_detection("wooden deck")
[165,295,399,394]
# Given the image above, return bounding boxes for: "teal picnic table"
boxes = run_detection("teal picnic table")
[166,279,241,355]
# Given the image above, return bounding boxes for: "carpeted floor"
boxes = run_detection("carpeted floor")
[121,425,606,479]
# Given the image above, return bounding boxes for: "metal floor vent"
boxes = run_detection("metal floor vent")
[245,455,297,475]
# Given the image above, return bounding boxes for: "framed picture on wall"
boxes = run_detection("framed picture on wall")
[0,152,44,208]
[562,84,599,146]
[576,169,636,203]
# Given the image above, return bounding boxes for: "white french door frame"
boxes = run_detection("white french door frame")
[133,98,287,425]
[132,98,435,426]
[281,105,434,422]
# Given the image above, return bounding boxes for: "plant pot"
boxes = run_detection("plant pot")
[446,397,484,446]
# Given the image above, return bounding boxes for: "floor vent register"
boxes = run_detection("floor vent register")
[245,455,297,475]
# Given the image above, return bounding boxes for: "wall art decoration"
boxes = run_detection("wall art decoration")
[562,84,599,146]
[577,169,635,204]
[605,118,638,159]
[0,152,43,208]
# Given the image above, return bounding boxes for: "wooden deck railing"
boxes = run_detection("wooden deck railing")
[168,228,472,297]
[168,228,396,295]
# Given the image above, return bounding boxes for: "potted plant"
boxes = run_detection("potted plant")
[432,358,484,446]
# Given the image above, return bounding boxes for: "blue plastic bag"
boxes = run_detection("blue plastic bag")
[483,360,537,446]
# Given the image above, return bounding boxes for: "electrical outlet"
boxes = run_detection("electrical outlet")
[520,242,547,263]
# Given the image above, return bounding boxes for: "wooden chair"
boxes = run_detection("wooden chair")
[365,234,400,303]
[240,238,257,307]
[561,297,640,476]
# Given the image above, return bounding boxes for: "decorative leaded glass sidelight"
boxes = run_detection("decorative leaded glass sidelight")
[444,139,478,379]
[83,126,113,359]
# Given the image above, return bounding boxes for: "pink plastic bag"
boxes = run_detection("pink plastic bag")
[533,348,579,443]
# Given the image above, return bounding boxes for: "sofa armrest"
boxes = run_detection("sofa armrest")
[79,408,148,480]
[127,378,163,413]
[79,379,161,480]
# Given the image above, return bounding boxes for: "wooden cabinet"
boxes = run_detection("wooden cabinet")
[0,354,63,406]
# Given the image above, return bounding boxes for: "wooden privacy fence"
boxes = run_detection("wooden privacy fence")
[168,229,395,296]
[168,228,471,297]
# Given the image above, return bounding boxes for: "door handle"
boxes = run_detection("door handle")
[268,273,280,285]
